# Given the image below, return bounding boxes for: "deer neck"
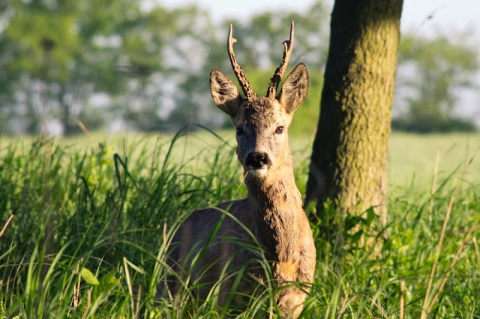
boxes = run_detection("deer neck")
[244,154,304,261]
[245,165,301,209]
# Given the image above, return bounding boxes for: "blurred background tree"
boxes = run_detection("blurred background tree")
[0,0,217,134]
[0,0,478,136]
[0,0,328,135]
[393,30,479,133]
[1,0,139,135]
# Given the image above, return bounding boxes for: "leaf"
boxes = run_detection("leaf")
[100,270,119,287]
[365,207,376,226]
[351,229,363,244]
[124,258,146,275]
[80,267,100,286]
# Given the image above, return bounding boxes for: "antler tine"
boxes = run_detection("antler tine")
[228,24,256,100]
[266,21,295,99]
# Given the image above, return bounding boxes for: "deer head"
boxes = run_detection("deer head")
[210,22,309,178]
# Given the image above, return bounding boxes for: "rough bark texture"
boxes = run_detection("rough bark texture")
[306,0,403,227]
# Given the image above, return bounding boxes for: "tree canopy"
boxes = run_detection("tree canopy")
[0,0,330,135]
[393,30,479,133]
[0,0,478,135]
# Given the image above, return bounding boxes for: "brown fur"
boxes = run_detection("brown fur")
[165,28,316,319]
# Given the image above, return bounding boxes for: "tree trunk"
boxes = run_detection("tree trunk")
[306,0,403,233]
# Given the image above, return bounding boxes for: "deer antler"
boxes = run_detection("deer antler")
[266,21,295,99]
[228,25,256,100]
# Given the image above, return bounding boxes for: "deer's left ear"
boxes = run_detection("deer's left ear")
[278,63,309,114]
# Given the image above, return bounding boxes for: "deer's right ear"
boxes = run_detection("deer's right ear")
[210,68,242,117]
[278,63,309,114]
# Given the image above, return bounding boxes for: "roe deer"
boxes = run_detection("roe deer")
[166,22,316,318]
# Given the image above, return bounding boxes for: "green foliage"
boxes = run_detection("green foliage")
[5,5,79,80]
[392,115,477,133]
[80,267,100,286]
[1,1,479,136]
[394,30,479,133]
[1,0,135,134]
[0,132,479,317]
[0,1,217,134]
[0,0,329,135]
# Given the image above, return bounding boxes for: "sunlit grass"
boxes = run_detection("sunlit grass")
[0,130,479,317]
[388,132,480,189]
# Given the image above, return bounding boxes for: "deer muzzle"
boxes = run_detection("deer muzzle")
[245,152,271,177]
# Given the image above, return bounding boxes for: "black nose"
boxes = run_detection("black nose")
[245,152,270,169]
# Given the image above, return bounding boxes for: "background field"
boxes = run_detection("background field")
[0,131,479,317]
[4,129,477,188]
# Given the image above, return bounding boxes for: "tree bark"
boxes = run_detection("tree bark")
[306,0,403,231]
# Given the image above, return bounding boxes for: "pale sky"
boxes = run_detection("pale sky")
[161,0,480,37]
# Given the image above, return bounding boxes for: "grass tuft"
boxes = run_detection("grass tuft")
[0,131,479,317]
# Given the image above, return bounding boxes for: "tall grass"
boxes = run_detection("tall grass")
[0,130,479,317]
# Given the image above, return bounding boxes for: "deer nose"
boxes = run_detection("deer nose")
[245,152,270,169]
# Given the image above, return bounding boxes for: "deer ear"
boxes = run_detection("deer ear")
[278,63,309,114]
[210,68,242,117]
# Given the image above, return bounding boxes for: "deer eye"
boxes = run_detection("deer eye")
[236,127,244,135]
[275,126,284,134]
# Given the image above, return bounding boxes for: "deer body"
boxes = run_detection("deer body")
[166,23,316,318]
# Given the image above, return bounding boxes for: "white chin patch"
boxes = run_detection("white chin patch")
[249,167,268,177]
